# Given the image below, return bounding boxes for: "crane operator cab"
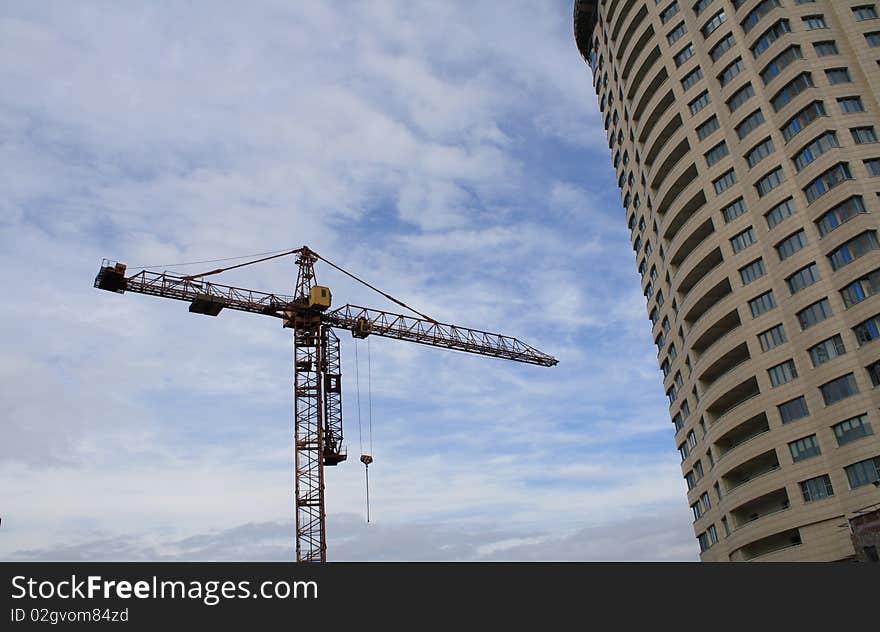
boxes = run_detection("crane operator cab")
[352,316,372,339]
[308,285,331,311]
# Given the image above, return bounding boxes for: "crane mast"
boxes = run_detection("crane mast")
[94,246,557,562]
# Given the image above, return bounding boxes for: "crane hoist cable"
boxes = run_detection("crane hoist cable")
[354,338,374,523]
[368,336,373,457]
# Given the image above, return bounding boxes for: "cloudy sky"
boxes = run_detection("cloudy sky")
[0,0,697,561]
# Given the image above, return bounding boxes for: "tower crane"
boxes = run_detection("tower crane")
[94,246,558,562]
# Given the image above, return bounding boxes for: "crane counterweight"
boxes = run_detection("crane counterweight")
[93,245,558,562]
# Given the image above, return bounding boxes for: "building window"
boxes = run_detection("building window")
[740,258,766,285]
[852,127,879,144]
[682,67,704,91]
[714,168,737,194]
[718,57,746,87]
[776,229,808,261]
[756,165,785,196]
[772,73,813,112]
[749,290,777,317]
[697,531,710,552]
[760,46,802,85]
[854,315,880,346]
[751,19,791,59]
[675,43,696,67]
[769,359,798,387]
[758,323,787,351]
[686,470,696,490]
[839,96,865,113]
[778,395,810,424]
[802,15,827,30]
[742,0,783,35]
[728,83,755,113]
[705,141,730,167]
[829,231,879,271]
[813,41,838,57]
[782,101,826,143]
[710,31,737,61]
[841,268,880,308]
[865,159,880,176]
[672,412,684,433]
[844,456,880,488]
[825,68,852,84]
[694,0,715,17]
[668,22,688,46]
[808,334,846,367]
[722,197,747,222]
[867,359,880,387]
[746,136,775,168]
[707,524,719,545]
[800,474,834,502]
[866,31,880,47]
[702,10,727,38]
[853,5,880,21]
[765,197,797,229]
[730,226,756,253]
[803,162,852,204]
[701,491,712,512]
[789,434,821,462]
[793,131,839,172]
[690,90,712,115]
[697,115,720,140]
[833,414,874,446]
[787,262,820,294]
[797,297,832,330]
[736,109,765,140]
[815,196,866,237]
[661,1,682,24]
[820,373,859,405]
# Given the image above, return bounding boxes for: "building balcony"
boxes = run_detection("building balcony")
[691,309,742,360]
[733,527,803,562]
[656,163,699,219]
[681,276,733,328]
[670,217,715,271]
[706,375,760,424]
[627,44,662,108]
[634,74,671,138]
[730,487,791,531]
[721,449,780,495]
[713,411,770,460]
[645,113,684,171]
[677,247,724,299]
[663,189,707,244]
[698,342,751,392]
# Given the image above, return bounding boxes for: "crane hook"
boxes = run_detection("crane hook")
[360,454,373,523]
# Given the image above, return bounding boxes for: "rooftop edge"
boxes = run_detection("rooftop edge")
[573,0,599,68]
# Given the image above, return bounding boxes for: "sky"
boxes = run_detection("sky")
[0,0,698,561]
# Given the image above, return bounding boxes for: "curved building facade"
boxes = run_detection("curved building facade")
[575,0,880,561]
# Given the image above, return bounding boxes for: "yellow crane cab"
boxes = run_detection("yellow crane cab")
[309,285,331,311]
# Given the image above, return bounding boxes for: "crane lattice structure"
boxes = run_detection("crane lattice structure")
[94,246,557,562]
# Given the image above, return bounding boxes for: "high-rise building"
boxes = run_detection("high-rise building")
[574,0,880,561]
